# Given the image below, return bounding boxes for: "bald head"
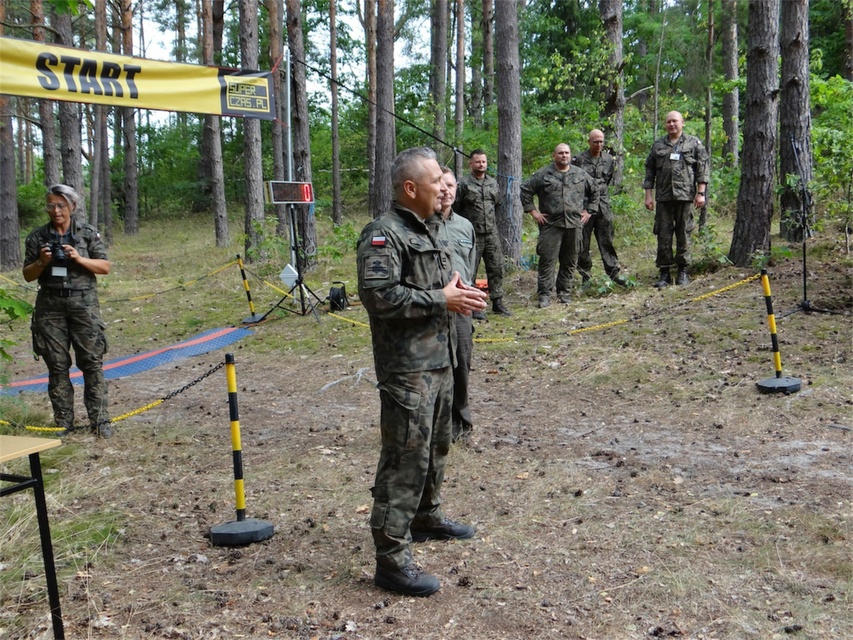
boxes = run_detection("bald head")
[588,129,605,157]
[553,143,571,170]
[665,111,684,140]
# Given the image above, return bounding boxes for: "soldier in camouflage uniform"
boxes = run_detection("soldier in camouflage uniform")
[356,147,487,597]
[434,167,478,444]
[572,129,628,286]
[520,143,600,308]
[23,184,112,438]
[454,150,512,317]
[643,111,709,287]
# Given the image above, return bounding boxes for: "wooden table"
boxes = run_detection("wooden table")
[1,435,65,639]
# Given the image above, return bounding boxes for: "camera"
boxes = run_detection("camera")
[49,240,67,265]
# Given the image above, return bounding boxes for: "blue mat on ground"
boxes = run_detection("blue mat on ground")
[3,326,253,395]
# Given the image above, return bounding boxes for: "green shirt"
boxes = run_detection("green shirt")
[455,173,502,235]
[643,134,710,202]
[431,211,477,285]
[572,150,615,218]
[357,203,456,380]
[520,163,600,229]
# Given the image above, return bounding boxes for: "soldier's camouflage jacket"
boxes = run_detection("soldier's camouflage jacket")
[24,215,107,291]
[520,163,600,228]
[643,134,710,202]
[454,173,502,235]
[572,150,615,219]
[357,204,456,381]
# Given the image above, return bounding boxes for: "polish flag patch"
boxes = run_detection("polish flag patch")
[371,236,386,246]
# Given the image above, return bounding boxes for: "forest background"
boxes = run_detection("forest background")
[0,2,852,639]
[0,0,851,285]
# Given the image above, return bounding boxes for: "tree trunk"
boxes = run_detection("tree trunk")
[202,0,229,247]
[267,0,287,239]
[360,0,379,214]
[430,0,448,146]
[721,0,740,167]
[779,0,813,242]
[31,0,59,186]
[469,2,483,128]
[52,10,86,218]
[0,103,19,270]
[845,0,853,81]
[482,0,495,123]
[0,0,21,270]
[453,0,465,174]
[285,0,318,271]
[241,0,266,260]
[90,0,108,231]
[120,0,138,235]
[699,0,714,230]
[330,0,343,225]
[374,0,396,217]
[599,0,625,186]
[494,0,522,265]
[729,0,779,267]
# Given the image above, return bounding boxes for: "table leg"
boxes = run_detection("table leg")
[28,452,65,640]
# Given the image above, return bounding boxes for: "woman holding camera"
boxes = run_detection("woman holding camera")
[23,184,112,438]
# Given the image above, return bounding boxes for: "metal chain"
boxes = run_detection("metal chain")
[162,361,226,402]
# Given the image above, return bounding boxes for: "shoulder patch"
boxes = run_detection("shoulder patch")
[371,236,386,247]
[364,254,391,280]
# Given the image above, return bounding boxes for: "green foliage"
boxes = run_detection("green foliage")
[520,0,611,123]
[811,75,853,225]
[136,119,203,217]
[244,218,291,265]
[809,0,853,79]
[16,176,49,229]
[0,290,33,362]
[581,273,638,298]
[693,223,733,274]
[751,244,795,271]
[317,221,359,264]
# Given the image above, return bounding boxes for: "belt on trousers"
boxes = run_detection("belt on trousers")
[41,288,90,298]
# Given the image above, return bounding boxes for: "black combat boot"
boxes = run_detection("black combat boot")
[676,268,690,285]
[411,518,475,542]
[374,564,440,597]
[653,268,671,288]
[492,298,512,316]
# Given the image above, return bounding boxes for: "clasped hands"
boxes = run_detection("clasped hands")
[443,272,488,315]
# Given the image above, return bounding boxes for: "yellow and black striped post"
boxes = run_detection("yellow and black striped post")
[756,270,802,394]
[237,254,263,324]
[209,354,274,546]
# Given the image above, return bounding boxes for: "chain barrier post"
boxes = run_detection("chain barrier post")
[237,254,264,324]
[209,353,275,546]
[756,269,802,394]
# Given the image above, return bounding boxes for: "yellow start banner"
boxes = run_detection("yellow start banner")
[0,36,276,120]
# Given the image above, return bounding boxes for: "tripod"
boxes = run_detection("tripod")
[257,204,323,322]
[780,136,842,318]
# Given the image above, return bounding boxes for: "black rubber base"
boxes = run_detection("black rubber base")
[209,518,275,546]
[756,376,802,395]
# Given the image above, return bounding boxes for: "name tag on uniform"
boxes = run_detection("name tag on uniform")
[52,266,68,277]
[670,153,681,160]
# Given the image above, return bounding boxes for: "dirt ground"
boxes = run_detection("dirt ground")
[1,255,851,640]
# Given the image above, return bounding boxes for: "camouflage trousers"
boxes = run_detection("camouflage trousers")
[370,367,453,570]
[452,314,473,441]
[578,213,621,279]
[536,224,582,296]
[474,227,505,301]
[32,289,109,428]
[654,201,695,268]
